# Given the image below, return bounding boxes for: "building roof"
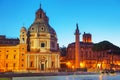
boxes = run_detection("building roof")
[68,42,93,48]
[0,35,19,46]
[20,26,27,32]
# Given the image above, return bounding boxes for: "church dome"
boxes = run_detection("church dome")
[25,5,58,52]
[28,6,56,36]
[28,22,56,35]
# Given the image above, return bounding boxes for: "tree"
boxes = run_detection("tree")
[92,40,120,54]
[92,40,120,69]
[60,46,67,57]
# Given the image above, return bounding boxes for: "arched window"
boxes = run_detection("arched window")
[22,38,24,41]
[41,43,45,48]
[22,38,25,43]
[40,14,42,18]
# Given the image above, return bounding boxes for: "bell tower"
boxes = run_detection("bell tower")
[74,23,80,69]
[20,26,27,44]
[19,26,27,70]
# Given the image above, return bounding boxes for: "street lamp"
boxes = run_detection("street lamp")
[66,61,71,67]
[97,63,101,69]
[80,62,85,68]
[66,61,71,71]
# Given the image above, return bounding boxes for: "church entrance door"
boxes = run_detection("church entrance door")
[41,64,44,71]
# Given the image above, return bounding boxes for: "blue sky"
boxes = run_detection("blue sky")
[0,0,120,47]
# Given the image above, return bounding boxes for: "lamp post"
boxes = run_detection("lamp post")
[66,61,71,71]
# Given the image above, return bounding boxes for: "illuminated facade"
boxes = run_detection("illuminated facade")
[0,5,60,72]
[66,24,120,71]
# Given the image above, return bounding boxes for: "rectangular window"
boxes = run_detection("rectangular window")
[13,63,16,68]
[41,43,45,48]
[21,64,24,67]
[22,59,24,61]
[6,63,8,68]
[22,48,24,50]
[51,61,54,67]
[14,55,16,59]
[6,55,8,59]
[40,14,42,18]
[14,50,16,52]
[22,53,24,56]
[30,61,33,67]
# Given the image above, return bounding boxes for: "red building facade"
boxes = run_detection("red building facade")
[66,24,120,71]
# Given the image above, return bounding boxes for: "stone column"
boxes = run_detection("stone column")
[27,54,30,68]
[46,55,48,69]
[75,24,80,68]
[49,54,51,68]
[26,54,30,72]
[57,54,60,68]
[36,55,39,71]
[34,55,36,68]
[55,55,57,68]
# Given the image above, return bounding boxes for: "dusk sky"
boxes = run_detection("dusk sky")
[0,0,120,47]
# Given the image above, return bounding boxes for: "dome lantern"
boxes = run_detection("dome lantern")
[20,26,27,32]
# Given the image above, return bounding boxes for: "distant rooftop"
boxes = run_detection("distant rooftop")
[0,35,19,46]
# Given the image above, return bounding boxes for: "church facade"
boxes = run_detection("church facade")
[0,6,60,72]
